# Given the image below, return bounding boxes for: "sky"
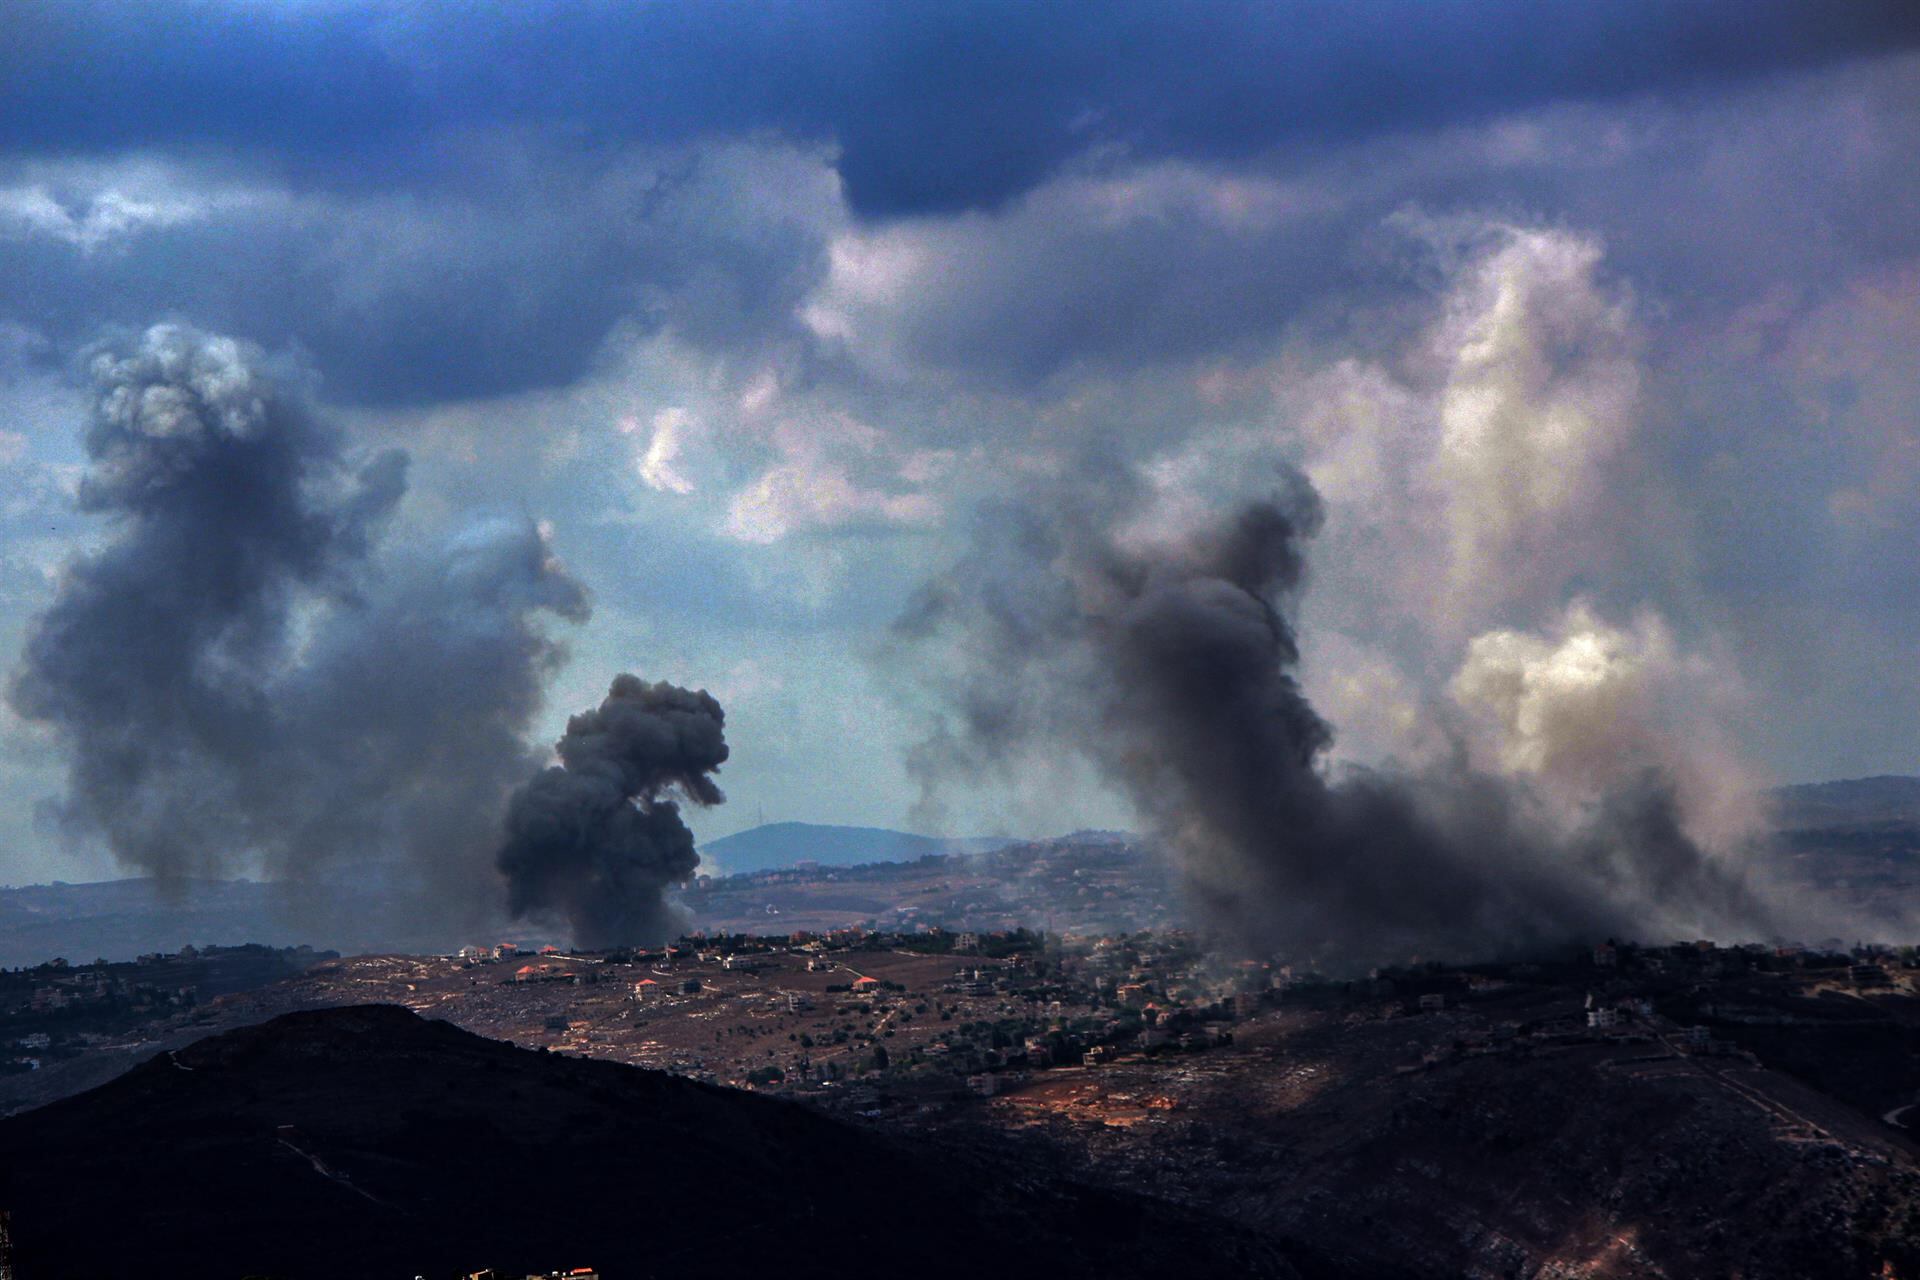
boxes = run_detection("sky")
[2,1,1919,889]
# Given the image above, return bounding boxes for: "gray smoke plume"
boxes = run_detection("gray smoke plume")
[7,325,588,944]
[497,674,728,948]
[897,462,1778,967]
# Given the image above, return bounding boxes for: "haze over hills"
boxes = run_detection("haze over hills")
[5,783,1918,969]
[0,879,362,971]
[697,821,1019,875]
[0,823,1034,968]
[0,876,487,971]
[0,1004,1298,1279]
[1770,776,1920,829]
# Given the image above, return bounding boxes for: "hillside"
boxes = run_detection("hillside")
[7,779,1920,971]
[697,820,1016,875]
[955,995,1920,1280]
[0,1004,1297,1280]
[16,935,1920,1279]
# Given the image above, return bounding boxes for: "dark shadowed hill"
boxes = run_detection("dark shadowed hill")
[698,821,1017,874]
[0,1005,1298,1280]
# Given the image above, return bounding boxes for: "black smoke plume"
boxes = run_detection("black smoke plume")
[897,463,1777,967]
[7,325,588,945]
[497,674,728,948]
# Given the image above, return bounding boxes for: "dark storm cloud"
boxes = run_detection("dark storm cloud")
[6,0,1917,217]
[7,5,1915,412]
[896,463,1778,967]
[6,325,588,943]
[0,141,837,406]
[0,211,625,408]
[498,674,728,948]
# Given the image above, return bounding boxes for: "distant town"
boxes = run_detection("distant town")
[12,906,1920,1130]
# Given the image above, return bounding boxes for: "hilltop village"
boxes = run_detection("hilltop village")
[318,928,1920,1119]
[11,902,1920,1274]
[14,916,1919,1126]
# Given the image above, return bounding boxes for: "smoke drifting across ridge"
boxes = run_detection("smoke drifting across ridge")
[7,325,589,943]
[897,462,1781,967]
[497,675,728,948]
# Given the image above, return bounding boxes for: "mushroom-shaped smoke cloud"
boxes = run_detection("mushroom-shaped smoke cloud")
[498,674,728,948]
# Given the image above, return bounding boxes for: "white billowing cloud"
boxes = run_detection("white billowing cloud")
[628,407,699,494]
[0,159,274,253]
[590,327,951,545]
[1452,603,1675,780]
[1126,220,1658,650]
[800,232,933,355]
[1160,219,1662,672]
[723,413,943,545]
[0,184,207,251]
[1429,225,1643,619]
[1448,601,1758,847]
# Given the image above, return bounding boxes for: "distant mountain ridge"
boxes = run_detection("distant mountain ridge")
[697,820,1018,874]
[8,783,1918,968]
[1769,775,1920,828]
[0,878,326,970]
[0,876,494,969]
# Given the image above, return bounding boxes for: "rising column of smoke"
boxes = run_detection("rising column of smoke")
[7,325,588,943]
[897,462,1778,967]
[497,674,728,948]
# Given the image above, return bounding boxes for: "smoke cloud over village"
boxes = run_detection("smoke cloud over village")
[498,674,728,948]
[7,325,592,941]
[897,455,1789,965]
